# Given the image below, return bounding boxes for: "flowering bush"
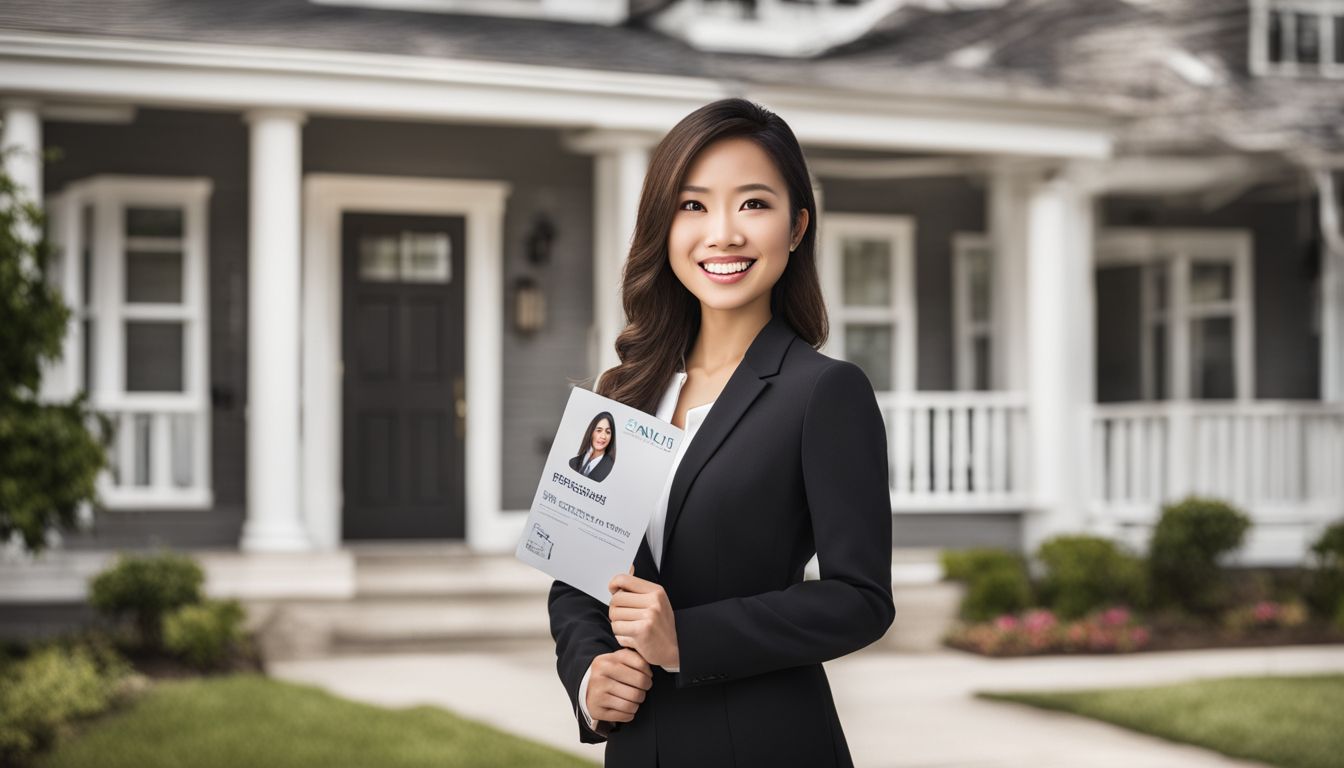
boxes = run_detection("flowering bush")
[1221,599,1309,634]
[945,604,1151,656]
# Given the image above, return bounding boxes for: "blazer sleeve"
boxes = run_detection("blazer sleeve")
[548,577,622,742]
[670,360,896,688]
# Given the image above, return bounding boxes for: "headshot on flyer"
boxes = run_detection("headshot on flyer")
[569,410,617,483]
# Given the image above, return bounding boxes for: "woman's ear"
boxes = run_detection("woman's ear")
[790,208,809,251]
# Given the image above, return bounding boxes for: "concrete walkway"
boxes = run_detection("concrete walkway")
[267,642,1344,767]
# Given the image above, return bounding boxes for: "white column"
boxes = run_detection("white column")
[2,100,42,208]
[1315,168,1344,403]
[241,109,310,552]
[1020,164,1097,557]
[562,130,658,381]
[988,161,1031,391]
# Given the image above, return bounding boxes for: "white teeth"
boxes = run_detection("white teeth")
[702,260,753,275]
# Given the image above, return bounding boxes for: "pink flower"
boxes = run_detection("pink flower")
[1023,609,1057,632]
[994,614,1020,632]
[1100,606,1131,627]
[1131,627,1150,646]
[1253,601,1279,623]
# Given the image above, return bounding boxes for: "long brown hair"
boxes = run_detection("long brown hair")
[596,98,828,413]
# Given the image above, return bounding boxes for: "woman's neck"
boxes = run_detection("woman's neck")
[688,296,771,376]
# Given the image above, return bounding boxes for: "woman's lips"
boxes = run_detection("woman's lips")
[698,258,756,284]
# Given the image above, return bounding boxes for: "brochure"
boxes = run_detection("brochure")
[515,386,684,604]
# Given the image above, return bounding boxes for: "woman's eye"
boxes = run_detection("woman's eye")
[743,199,768,210]
[679,200,703,211]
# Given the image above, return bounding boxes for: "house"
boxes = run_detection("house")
[0,0,1341,610]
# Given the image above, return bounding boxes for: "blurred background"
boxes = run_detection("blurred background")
[1,1,1342,767]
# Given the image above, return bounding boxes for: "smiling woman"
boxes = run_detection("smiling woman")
[547,97,894,768]
[568,411,617,483]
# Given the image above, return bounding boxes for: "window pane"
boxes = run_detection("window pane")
[1296,12,1320,64]
[842,238,891,307]
[973,335,991,391]
[171,413,194,488]
[968,247,991,322]
[401,231,452,283]
[1190,261,1233,304]
[359,235,399,282]
[1151,321,1167,401]
[133,414,153,487]
[1191,316,1235,399]
[1268,10,1284,63]
[125,321,184,392]
[845,323,893,391]
[1336,15,1344,63]
[82,318,94,393]
[126,250,184,303]
[81,204,93,307]
[125,207,183,238]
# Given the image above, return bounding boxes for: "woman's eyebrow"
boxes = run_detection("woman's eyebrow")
[680,183,778,195]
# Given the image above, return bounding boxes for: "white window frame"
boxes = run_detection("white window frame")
[1098,228,1255,402]
[819,213,917,393]
[952,231,994,392]
[45,175,213,509]
[1250,0,1344,78]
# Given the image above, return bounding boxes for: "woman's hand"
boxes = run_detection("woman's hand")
[608,569,680,669]
[586,648,652,724]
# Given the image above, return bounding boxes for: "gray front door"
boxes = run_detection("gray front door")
[341,212,466,540]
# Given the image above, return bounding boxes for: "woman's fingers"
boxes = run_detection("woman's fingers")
[608,605,644,622]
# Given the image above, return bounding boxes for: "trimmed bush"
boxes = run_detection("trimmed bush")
[1035,535,1148,619]
[164,598,246,671]
[0,641,129,765]
[941,547,1033,621]
[1305,520,1344,622]
[1147,496,1251,616]
[88,551,204,650]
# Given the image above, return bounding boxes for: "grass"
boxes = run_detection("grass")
[36,672,597,768]
[979,674,1344,768]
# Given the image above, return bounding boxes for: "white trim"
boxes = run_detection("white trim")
[952,232,994,392]
[302,174,514,552]
[1250,0,1344,78]
[819,213,917,393]
[0,31,1114,159]
[310,0,629,25]
[45,175,214,510]
[1098,228,1256,402]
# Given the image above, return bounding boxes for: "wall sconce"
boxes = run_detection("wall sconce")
[513,274,546,334]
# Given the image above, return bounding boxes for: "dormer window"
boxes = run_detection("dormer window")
[1250,0,1344,77]
[649,0,897,57]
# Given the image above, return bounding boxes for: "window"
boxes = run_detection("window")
[953,233,994,391]
[45,176,213,509]
[819,214,916,392]
[1099,229,1254,401]
[1251,0,1344,77]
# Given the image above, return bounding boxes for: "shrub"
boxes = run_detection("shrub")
[941,548,1033,622]
[0,642,128,765]
[1147,496,1251,616]
[944,604,1151,656]
[1035,534,1148,619]
[88,551,204,650]
[163,598,246,671]
[1221,599,1309,634]
[1305,520,1344,621]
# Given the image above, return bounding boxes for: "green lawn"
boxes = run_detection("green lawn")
[979,674,1344,768]
[37,673,597,768]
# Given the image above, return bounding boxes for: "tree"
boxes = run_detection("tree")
[0,145,111,554]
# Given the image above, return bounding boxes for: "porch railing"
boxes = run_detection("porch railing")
[875,391,1031,511]
[93,399,212,509]
[1091,401,1344,522]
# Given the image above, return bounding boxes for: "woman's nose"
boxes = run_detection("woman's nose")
[707,208,744,249]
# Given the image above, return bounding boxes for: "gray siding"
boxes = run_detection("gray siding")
[1100,190,1321,400]
[44,108,249,550]
[812,172,987,392]
[304,117,595,512]
[892,513,1022,552]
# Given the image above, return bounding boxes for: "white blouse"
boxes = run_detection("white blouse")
[577,369,715,731]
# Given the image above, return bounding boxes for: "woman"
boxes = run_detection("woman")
[547,97,894,768]
[569,411,617,483]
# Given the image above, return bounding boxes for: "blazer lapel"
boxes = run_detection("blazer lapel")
[660,314,798,564]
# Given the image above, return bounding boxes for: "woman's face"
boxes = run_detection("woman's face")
[591,418,612,452]
[668,136,807,313]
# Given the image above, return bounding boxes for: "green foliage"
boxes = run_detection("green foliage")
[164,599,246,671]
[1147,496,1251,616]
[88,551,205,651]
[0,145,111,554]
[0,641,128,766]
[1035,535,1148,619]
[1305,520,1344,621]
[941,547,1034,621]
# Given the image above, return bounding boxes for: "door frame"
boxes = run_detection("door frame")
[303,174,513,551]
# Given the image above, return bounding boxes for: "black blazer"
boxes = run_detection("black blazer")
[569,452,614,482]
[548,314,895,768]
